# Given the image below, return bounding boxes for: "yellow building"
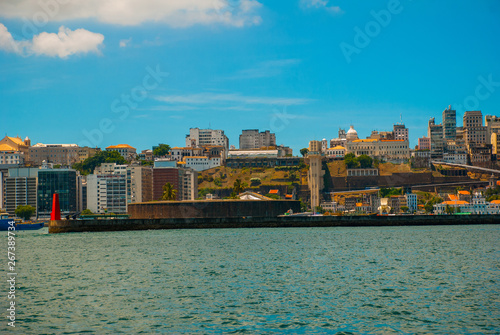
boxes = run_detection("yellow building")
[0,136,30,160]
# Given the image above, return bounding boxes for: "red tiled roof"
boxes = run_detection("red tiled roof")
[269,189,279,194]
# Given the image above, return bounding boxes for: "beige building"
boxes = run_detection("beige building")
[326,146,346,159]
[346,139,410,162]
[486,115,500,145]
[463,111,487,146]
[307,141,324,210]
[106,144,137,161]
[30,143,98,166]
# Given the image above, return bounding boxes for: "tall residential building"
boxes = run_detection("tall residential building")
[428,118,444,159]
[239,129,276,150]
[30,144,98,166]
[37,169,78,218]
[185,128,229,155]
[463,111,487,146]
[87,174,127,214]
[152,166,198,201]
[5,167,38,217]
[105,144,137,161]
[393,123,409,141]
[307,141,324,210]
[442,106,457,141]
[485,115,500,145]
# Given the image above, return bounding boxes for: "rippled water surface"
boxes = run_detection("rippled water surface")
[3,225,500,333]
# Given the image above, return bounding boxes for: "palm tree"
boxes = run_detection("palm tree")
[233,179,246,195]
[161,182,177,201]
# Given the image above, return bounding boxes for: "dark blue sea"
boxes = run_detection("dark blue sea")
[2,225,499,334]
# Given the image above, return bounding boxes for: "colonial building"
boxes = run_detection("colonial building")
[30,143,98,166]
[325,146,346,159]
[346,139,410,163]
[0,136,30,161]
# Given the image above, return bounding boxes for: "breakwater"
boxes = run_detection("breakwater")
[49,215,500,234]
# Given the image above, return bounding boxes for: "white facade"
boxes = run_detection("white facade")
[228,150,279,158]
[326,146,345,158]
[346,139,410,162]
[0,151,24,165]
[87,174,127,214]
[186,128,229,154]
[170,147,203,162]
[183,156,221,171]
[442,152,468,165]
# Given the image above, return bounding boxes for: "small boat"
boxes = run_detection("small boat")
[0,213,45,231]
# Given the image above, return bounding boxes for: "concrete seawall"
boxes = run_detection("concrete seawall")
[49,215,500,234]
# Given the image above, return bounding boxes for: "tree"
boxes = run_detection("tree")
[400,206,409,213]
[445,205,454,214]
[153,144,171,157]
[300,148,309,157]
[73,150,126,175]
[358,155,373,168]
[81,209,93,215]
[344,153,359,169]
[161,182,177,201]
[15,205,36,221]
[233,179,246,195]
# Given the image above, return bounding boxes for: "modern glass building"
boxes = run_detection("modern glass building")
[37,169,77,218]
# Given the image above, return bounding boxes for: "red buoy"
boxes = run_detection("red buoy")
[51,193,61,220]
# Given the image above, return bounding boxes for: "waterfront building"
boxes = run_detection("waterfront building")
[418,137,430,150]
[307,141,324,210]
[325,146,346,159]
[239,129,276,150]
[405,193,418,213]
[346,139,410,163]
[428,117,444,159]
[30,144,98,166]
[185,128,229,156]
[37,168,77,218]
[152,166,197,201]
[105,144,137,161]
[87,174,127,214]
[463,111,487,146]
[5,167,38,217]
[442,106,457,141]
[389,195,407,213]
[0,136,30,161]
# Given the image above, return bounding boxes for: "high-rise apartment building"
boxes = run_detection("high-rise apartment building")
[463,111,487,145]
[152,166,198,201]
[185,128,229,155]
[239,129,276,150]
[5,168,38,217]
[428,118,444,159]
[37,169,77,218]
[393,123,409,141]
[442,106,456,141]
[87,174,127,214]
[485,115,500,145]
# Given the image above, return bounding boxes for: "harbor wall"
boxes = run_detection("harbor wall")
[49,215,500,234]
[128,200,301,219]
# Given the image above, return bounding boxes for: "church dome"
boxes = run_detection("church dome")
[346,125,358,141]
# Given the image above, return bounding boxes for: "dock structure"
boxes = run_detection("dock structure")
[49,214,500,234]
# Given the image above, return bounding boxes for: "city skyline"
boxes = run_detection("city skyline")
[1,1,500,154]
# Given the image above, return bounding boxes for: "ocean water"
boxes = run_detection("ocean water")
[2,225,499,334]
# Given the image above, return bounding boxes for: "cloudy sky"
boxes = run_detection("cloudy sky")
[1,0,499,152]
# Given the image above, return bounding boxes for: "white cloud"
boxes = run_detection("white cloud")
[300,0,342,14]
[155,92,312,106]
[119,38,132,48]
[0,23,104,58]
[0,0,263,28]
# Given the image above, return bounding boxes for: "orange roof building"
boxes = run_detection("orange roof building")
[105,144,136,160]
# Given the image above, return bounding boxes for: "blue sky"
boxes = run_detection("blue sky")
[1,0,499,154]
